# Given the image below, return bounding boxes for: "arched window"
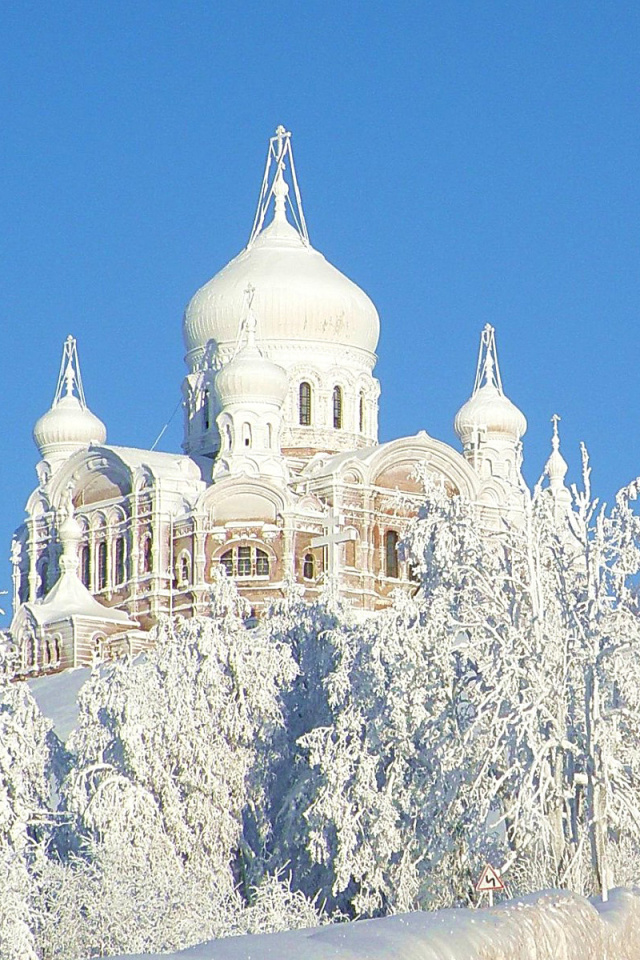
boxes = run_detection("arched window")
[97,541,108,590]
[333,386,343,429]
[219,545,270,579]
[385,530,399,579]
[242,423,252,448]
[303,553,315,580]
[299,382,312,426]
[23,634,36,671]
[51,636,62,666]
[114,537,126,586]
[359,392,365,433]
[203,387,210,430]
[224,423,232,450]
[93,634,106,662]
[18,572,28,604]
[267,423,273,448]
[38,559,49,598]
[178,552,191,585]
[80,545,90,587]
[143,535,153,574]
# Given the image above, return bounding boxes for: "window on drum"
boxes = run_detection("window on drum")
[299,381,312,426]
[333,385,343,429]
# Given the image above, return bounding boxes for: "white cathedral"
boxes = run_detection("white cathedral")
[6,126,570,677]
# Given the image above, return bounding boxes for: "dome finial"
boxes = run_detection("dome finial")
[56,335,87,407]
[248,125,309,247]
[473,323,503,395]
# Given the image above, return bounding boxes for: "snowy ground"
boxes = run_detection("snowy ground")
[108,888,640,959]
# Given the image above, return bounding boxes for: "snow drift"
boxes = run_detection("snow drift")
[111,888,640,960]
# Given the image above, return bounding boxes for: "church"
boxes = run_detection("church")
[7,126,565,677]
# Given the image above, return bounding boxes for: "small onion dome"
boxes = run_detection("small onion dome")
[183,214,379,361]
[455,381,527,444]
[58,511,82,546]
[546,416,568,490]
[546,445,568,486]
[215,323,289,408]
[33,394,107,459]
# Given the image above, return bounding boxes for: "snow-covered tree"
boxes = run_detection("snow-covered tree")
[268,459,640,915]
[0,683,52,960]
[54,570,303,955]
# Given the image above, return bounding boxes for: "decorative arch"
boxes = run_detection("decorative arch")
[48,447,134,512]
[368,435,479,501]
[199,476,290,525]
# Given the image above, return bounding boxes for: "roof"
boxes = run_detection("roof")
[103,445,204,483]
[24,570,133,626]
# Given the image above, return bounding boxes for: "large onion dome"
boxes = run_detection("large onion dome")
[34,336,107,461]
[455,325,526,444]
[182,144,379,364]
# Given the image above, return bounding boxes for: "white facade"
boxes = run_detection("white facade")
[6,126,568,678]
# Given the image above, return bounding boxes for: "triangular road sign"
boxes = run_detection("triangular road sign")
[476,863,504,893]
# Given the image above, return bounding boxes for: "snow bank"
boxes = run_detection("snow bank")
[28,666,90,742]
[109,888,640,959]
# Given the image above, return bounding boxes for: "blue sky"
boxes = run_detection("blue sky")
[1,2,639,620]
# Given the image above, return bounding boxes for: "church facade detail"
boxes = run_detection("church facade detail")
[7,126,552,678]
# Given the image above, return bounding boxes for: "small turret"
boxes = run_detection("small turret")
[213,286,289,482]
[33,336,106,469]
[454,324,526,484]
[545,414,572,519]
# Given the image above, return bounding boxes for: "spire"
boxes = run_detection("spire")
[545,413,569,492]
[54,335,88,408]
[472,323,504,395]
[248,125,309,247]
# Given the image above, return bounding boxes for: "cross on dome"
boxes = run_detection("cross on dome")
[248,125,309,247]
[232,283,261,356]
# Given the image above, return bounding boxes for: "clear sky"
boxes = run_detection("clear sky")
[1,2,639,622]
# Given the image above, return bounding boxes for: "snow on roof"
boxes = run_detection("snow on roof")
[29,666,91,742]
[105,888,640,960]
[104,445,203,483]
[25,570,132,626]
